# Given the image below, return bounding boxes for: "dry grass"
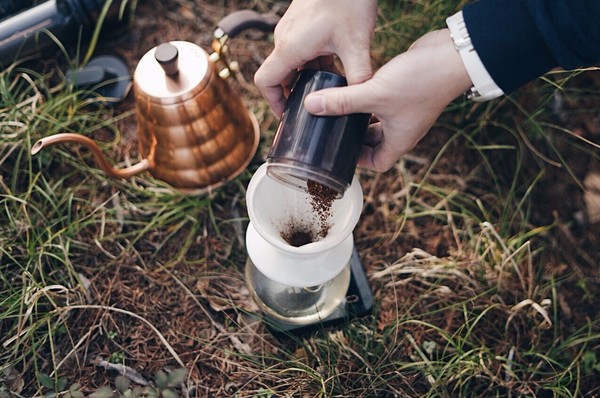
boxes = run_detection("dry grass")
[1,0,599,397]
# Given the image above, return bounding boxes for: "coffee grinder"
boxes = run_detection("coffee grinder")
[245,70,374,334]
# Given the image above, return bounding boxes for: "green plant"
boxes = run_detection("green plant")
[38,373,84,398]
[1,0,599,396]
[90,369,187,398]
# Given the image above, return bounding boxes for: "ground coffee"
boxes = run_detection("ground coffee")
[280,219,314,247]
[306,179,336,239]
[278,180,337,247]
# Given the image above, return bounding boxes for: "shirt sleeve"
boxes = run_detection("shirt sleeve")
[462,0,600,94]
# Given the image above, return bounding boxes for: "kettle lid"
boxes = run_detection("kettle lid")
[133,41,210,102]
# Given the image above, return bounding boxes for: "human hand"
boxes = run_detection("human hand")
[302,29,473,172]
[254,0,377,116]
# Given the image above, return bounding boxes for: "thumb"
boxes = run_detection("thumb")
[304,84,374,116]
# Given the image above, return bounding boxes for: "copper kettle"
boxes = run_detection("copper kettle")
[31,10,278,193]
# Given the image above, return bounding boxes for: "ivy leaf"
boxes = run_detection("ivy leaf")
[161,389,178,398]
[70,383,81,391]
[89,386,115,398]
[155,370,168,389]
[56,377,67,391]
[115,375,131,393]
[166,369,187,387]
[582,351,597,375]
[38,373,54,390]
[69,383,85,398]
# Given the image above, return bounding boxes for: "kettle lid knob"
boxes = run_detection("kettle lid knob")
[134,41,209,101]
[155,43,179,76]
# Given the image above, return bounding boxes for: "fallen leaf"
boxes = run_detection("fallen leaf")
[584,171,600,224]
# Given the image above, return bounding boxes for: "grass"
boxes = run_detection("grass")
[1,0,600,396]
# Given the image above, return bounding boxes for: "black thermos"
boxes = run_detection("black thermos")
[0,0,131,67]
[0,1,36,19]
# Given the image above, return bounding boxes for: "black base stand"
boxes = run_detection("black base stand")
[263,247,374,337]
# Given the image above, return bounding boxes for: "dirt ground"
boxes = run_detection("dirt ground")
[34,0,599,394]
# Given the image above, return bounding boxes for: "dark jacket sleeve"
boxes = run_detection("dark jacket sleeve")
[463,0,600,94]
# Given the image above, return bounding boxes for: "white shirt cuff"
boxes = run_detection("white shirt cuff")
[446,11,504,102]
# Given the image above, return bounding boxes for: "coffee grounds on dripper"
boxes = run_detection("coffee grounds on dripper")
[278,180,337,247]
[280,220,315,247]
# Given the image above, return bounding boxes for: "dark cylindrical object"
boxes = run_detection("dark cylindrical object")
[0,0,131,68]
[267,70,370,197]
[0,0,36,20]
[154,43,179,76]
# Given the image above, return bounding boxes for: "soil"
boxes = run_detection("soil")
[19,0,599,395]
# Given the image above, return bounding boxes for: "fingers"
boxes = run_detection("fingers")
[304,81,378,116]
[363,120,382,147]
[254,51,303,116]
[358,122,396,173]
[300,49,373,116]
[302,55,339,74]
[255,49,342,116]
[337,45,373,85]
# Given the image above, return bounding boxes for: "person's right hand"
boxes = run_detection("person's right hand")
[254,0,377,116]
[302,29,474,172]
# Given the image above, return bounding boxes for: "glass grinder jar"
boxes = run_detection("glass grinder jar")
[266,70,371,198]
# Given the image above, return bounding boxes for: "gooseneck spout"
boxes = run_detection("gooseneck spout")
[31,133,150,178]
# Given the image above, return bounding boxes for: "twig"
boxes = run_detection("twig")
[55,304,185,367]
[164,268,253,356]
[93,357,149,385]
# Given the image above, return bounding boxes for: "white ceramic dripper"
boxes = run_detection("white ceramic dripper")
[246,164,363,287]
[245,163,363,324]
[245,163,363,288]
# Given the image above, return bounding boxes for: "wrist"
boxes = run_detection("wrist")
[446,11,504,102]
[415,29,475,105]
[399,28,476,119]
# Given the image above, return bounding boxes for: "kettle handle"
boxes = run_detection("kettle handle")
[215,10,279,39]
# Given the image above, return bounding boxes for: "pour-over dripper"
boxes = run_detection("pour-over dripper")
[245,163,363,288]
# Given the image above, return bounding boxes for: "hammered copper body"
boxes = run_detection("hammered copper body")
[31,40,260,194]
[133,41,259,192]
